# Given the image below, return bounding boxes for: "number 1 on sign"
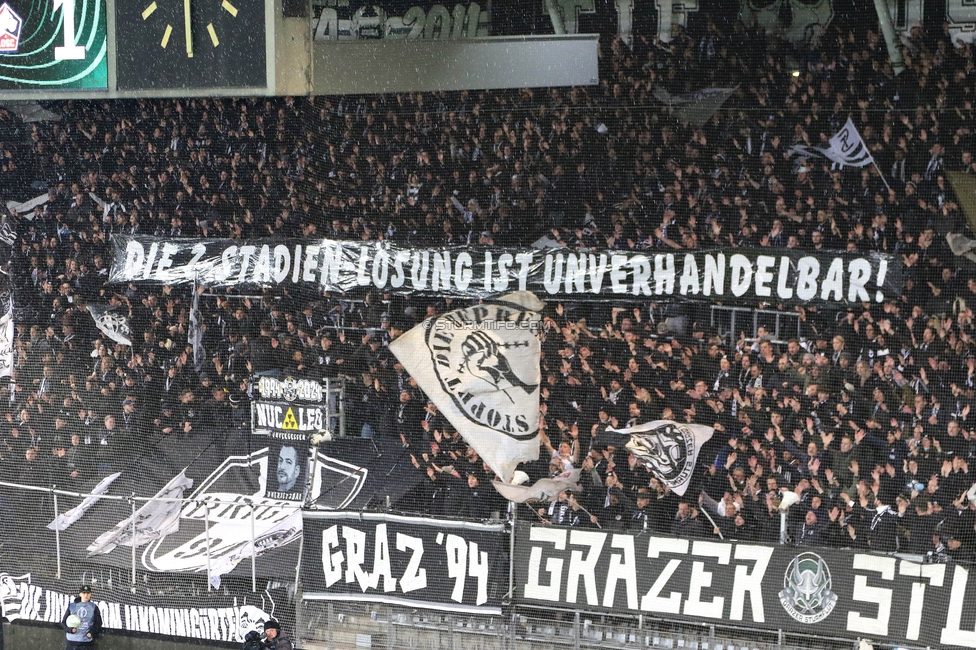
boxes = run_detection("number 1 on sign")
[53,0,86,60]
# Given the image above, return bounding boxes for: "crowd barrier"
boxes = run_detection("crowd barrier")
[3,488,973,649]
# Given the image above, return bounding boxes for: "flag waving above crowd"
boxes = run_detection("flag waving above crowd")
[87,304,133,347]
[789,118,875,169]
[604,421,715,496]
[390,292,544,484]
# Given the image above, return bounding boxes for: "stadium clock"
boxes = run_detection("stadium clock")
[115,0,267,90]
[0,0,108,89]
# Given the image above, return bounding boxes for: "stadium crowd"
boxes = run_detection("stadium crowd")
[2,13,976,563]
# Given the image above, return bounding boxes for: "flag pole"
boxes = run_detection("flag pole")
[872,159,893,193]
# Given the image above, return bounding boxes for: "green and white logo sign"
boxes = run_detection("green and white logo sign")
[779,552,839,624]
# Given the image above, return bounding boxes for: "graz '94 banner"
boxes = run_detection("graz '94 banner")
[514,523,976,649]
[301,512,508,614]
[111,236,902,307]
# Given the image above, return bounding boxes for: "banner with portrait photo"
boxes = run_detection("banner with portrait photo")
[252,405,314,501]
[264,433,310,501]
[251,375,326,502]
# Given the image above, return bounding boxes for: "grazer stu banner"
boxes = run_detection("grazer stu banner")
[110,236,903,307]
[514,523,976,649]
[301,512,507,614]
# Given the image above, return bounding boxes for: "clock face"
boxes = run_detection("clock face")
[115,0,266,90]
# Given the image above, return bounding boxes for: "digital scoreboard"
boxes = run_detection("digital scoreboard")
[0,0,108,89]
[0,0,267,94]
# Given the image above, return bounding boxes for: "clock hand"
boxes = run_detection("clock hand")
[184,0,193,58]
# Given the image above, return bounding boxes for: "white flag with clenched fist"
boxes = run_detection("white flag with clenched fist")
[390,292,544,484]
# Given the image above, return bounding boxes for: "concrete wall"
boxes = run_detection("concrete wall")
[312,35,599,94]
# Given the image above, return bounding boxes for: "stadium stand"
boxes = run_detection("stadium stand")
[2,7,976,579]
[0,7,976,632]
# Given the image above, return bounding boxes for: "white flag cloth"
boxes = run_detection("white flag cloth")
[4,192,49,216]
[789,118,875,169]
[87,470,193,555]
[390,291,544,484]
[88,304,133,346]
[206,507,303,589]
[47,472,122,531]
[492,469,581,504]
[0,299,13,378]
[607,420,715,496]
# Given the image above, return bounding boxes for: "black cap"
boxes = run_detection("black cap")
[264,619,280,631]
[79,585,91,593]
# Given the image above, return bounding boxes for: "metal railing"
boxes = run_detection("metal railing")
[298,601,912,650]
[0,480,304,592]
[710,306,802,345]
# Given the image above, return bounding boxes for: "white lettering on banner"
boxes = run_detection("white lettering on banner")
[513,533,976,647]
[0,573,268,642]
[436,532,490,604]
[754,255,775,297]
[942,564,976,647]
[343,526,370,591]
[255,376,324,402]
[846,554,895,636]
[372,524,397,593]
[322,524,443,596]
[443,534,468,603]
[254,403,323,431]
[729,544,772,622]
[680,254,700,295]
[322,525,343,587]
[898,560,945,641]
[603,534,638,610]
[115,239,899,304]
[524,527,566,600]
[683,541,731,619]
[523,536,774,622]
[642,537,689,613]
[566,530,606,607]
[396,533,428,593]
[468,540,489,606]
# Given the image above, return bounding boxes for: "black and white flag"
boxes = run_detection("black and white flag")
[87,470,193,555]
[390,291,544,484]
[0,297,13,378]
[789,118,874,169]
[607,420,714,496]
[652,86,739,126]
[88,304,133,346]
